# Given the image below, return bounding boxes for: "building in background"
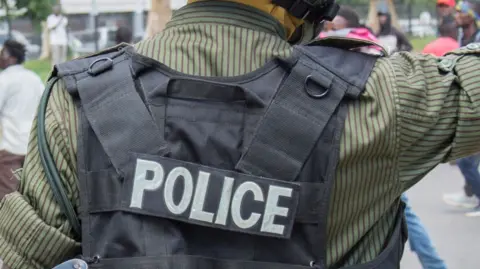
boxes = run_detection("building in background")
[6,0,187,49]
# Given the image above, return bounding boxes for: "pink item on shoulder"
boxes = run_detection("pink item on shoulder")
[318,28,384,53]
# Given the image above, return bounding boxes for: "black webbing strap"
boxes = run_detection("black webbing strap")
[37,46,131,237]
[75,55,168,175]
[235,48,349,182]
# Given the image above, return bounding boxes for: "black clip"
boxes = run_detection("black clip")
[88,57,114,76]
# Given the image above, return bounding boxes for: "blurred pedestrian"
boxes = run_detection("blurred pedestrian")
[402,194,447,269]
[47,5,68,65]
[455,0,480,45]
[437,0,456,26]
[376,8,413,52]
[0,40,44,198]
[115,26,133,44]
[422,16,459,57]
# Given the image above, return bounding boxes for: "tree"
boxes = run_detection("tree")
[16,0,55,31]
[1,0,12,38]
[145,0,171,39]
[15,0,55,59]
[0,0,28,38]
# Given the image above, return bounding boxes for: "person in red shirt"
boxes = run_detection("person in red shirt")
[422,16,459,56]
[437,0,456,25]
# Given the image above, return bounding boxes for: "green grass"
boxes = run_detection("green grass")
[24,59,52,82]
[410,36,436,52]
[24,36,437,81]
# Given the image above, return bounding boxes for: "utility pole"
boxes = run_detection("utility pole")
[134,0,146,40]
[2,0,11,39]
[91,0,99,51]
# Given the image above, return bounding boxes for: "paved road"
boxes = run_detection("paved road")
[400,164,480,269]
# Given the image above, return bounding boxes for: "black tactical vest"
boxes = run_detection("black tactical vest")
[49,40,407,269]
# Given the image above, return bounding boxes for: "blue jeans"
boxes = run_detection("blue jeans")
[456,154,480,200]
[402,194,447,269]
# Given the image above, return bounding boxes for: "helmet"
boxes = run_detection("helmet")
[187,0,339,44]
[272,0,340,44]
[271,0,339,24]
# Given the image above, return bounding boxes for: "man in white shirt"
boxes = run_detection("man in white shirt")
[0,40,44,198]
[47,5,68,65]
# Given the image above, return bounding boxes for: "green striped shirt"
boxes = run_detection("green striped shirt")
[2,2,480,268]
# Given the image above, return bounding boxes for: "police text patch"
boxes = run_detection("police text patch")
[124,155,300,239]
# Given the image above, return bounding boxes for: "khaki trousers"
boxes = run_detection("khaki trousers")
[51,44,67,65]
[0,150,24,199]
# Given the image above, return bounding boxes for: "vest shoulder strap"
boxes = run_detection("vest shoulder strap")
[38,44,146,237]
[50,43,131,95]
[301,39,382,93]
[55,45,169,175]
[236,44,378,181]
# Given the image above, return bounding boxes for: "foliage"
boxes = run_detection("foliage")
[15,0,55,25]
[410,35,436,52]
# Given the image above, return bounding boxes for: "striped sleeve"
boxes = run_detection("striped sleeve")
[373,48,480,183]
[0,80,80,269]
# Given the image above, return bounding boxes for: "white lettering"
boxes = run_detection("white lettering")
[130,159,165,209]
[129,158,297,237]
[164,167,194,215]
[261,186,293,235]
[214,176,235,225]
[189,171,215,223]
[231,182,264,229]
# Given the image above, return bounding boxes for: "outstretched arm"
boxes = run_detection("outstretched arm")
[369,46,480,186]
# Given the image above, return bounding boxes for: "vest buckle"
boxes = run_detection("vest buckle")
[88,57,114,76]
[309,261,326,269]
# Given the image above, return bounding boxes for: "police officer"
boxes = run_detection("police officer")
[2,1,480,269]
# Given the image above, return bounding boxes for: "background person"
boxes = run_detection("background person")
[0,40,44,198]
[376,8,413,52]
[47,5,68,65]
[422,16,459,57]
[437,0,457,26]
[115,26,133,44]
[455,0,480,45]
